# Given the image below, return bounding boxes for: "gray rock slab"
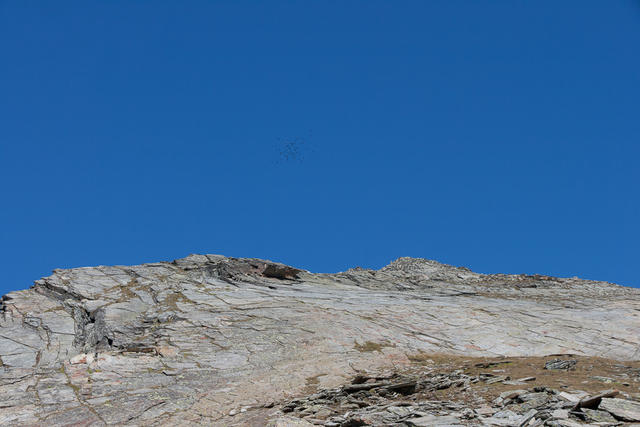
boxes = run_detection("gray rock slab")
[599,398,640,422]
[407,414,462,426]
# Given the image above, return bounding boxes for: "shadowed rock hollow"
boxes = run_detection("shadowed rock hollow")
[1,255,639,426]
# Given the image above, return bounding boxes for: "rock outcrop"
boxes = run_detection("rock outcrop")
[1,255,639,425]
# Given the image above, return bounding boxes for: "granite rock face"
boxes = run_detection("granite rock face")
[0,255,639,425]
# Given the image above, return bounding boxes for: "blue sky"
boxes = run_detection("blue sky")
[1,1,639,294]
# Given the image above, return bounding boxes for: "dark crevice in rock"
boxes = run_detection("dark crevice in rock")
[0,295,14,320]
[262,264,302,280]
[204,262,242,286]
[0,294,10,304]
[201,258,303,286]
[33,280,85,304]
[116,345,157,354]
[71,306,113,352]
[71,305,93,349]
[30,279,116,353]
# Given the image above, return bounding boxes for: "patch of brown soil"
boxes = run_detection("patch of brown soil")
[406,352,640,403]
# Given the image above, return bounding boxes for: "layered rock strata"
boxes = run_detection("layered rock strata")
[1,255,638,425]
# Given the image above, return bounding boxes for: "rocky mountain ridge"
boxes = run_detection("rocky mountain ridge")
[1,255,639,426]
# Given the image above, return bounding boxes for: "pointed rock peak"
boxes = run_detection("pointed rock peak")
[381,257,480,279]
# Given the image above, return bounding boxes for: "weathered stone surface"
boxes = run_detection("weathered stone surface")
[545,359,578,370]
[518,408,538,426]
[407,414,461,426]
[1,254,639,425]
[580,408,618,423]
[599,398,640,421]
[267,417,315,426]
[575,389,619,409]
[559,392,589,403]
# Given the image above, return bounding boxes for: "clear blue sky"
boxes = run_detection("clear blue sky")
[2,1,639,294]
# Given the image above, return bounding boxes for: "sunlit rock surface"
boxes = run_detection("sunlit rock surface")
[1,255,638,425]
